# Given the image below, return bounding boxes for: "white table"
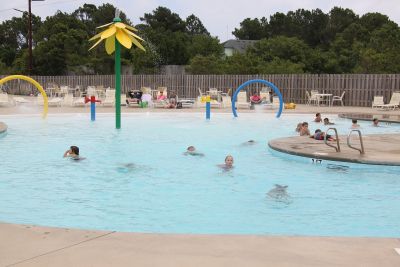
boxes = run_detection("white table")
[315,93,333,106]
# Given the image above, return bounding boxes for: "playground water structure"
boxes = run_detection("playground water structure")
[0,113,400,237]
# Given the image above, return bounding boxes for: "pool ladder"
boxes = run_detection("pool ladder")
[347,129,365,154]
[324,128,365,154]
[324,128,341,152]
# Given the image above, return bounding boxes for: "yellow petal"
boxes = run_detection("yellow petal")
[101,26,117,39]
[97,22,113,29]
[89,38,103,50]
[129,35,146,51]
[125,25,138,32]
[89,31,102,41]
[122,28,144,41]
[105,36,115,55]
[114,22,126,29]
[116,29,132,49]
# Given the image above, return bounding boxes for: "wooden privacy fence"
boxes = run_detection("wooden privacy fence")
[1,74,400,107]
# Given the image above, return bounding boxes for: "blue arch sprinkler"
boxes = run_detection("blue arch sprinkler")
[231,79,284,118]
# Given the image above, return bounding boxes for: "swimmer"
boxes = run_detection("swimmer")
[218,155,234,170]
[117,163,136,173]
[242,140,256,145]
[372,118,379,127]
[351,119,360,128]
[63,145,85,160]
[323,118,334,125]
[184,146,204,156]
[314,113,322,123]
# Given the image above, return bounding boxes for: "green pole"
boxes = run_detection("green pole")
[115,40,121,129]
[114,18,122,129]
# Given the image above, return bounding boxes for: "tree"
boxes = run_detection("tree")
[232,18,267,40]
[185,15,209,36]
[187,35,223,58]
[186,55,224,74]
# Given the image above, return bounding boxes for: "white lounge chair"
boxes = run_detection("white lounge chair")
[272,96,282,109]
[13,96,31,105]
[0,93,11,106]
[102,89,115,106]
[49,97,62,107]
[331,91,345,106]
[380,91,400,110]
[37,95,63,107]
[153,87,168,108]
[306,90,322,106]
[235,91,251,109]
[260,91,271,104]
[372,96,384,109]
[221,95,232,108]
[120,94,127,106]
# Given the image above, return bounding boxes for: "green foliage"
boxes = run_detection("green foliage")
[186,55,224,74]
[186,15,209,36]
[0,4,400,75]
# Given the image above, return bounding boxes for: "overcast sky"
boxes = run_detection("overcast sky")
[1,0,399,41]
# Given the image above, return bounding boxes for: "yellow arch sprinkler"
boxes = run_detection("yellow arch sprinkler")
[0,75,48,118]
[89,9,145,129]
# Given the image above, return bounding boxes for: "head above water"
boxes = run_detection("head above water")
[187,146,195,152]
[316,113,321,117]
[225,155,234,167]
[352,119,358,124]
[70,146,79,155]
[373,118,379,125]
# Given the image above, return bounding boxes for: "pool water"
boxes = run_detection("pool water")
[0,113,399,237]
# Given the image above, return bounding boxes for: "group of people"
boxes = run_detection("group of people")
[64,145,236,170]
[184,146,234,170]
[296,113,337,141]
[127,90,178,109]
[296,113,382,141]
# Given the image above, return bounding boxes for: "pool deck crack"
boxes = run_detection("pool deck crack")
[5,231,116,267]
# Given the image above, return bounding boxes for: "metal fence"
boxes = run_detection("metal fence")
[1,74,400,107]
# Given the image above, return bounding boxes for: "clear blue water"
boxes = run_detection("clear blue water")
[0,112,399,237]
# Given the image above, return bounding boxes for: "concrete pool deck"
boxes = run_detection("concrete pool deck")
[269,134,400,166]
[1,103,400,266]
[1,223,400,267]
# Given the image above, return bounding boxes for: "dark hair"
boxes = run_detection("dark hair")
[373,118,378,122]
[315,129,322,133]
[352,119,357,124]
[316,113,321,117]
[324,118,329,121]
[302,122,308,126]
[70,146,79,155]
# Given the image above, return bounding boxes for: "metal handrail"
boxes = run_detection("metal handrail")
[347,129,365,154]
[324,128,341,152]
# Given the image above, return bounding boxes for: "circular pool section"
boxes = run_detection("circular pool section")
[0,113,400,237]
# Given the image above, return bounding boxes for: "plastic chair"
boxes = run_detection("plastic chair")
[331,91,345,106]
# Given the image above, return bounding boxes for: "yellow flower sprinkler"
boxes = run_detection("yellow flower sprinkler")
[89,9,145,129]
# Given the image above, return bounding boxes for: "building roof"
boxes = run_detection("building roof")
[222,39,258,53]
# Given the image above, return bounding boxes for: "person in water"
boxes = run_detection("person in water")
[63,145,84,160]
[242,140,256,145]
[218,155,234,170]
[184,146,204,156]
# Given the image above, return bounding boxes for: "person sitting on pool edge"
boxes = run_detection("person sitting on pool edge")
[63,146,84,160]
[184,146,204,156]
[218,155,234,170]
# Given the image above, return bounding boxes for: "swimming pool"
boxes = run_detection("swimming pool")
[0,113,399,237]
